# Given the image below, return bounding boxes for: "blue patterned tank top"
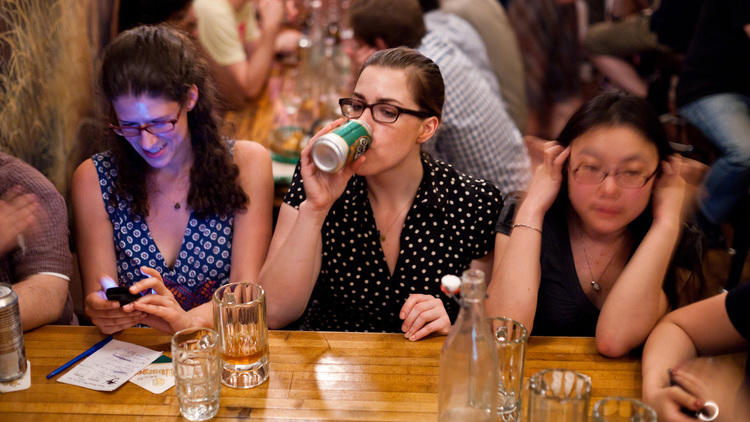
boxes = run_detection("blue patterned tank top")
[92,151,234,310]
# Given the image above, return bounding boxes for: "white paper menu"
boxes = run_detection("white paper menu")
[57,339,162,391]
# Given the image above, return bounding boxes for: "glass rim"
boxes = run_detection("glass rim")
[212,282,265,306]
[487,316,528,344]
[592,396,657,419]
[528,368,592,399]
[171,326,219,349]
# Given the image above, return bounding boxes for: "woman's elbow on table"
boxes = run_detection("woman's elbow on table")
[595,331,638,358]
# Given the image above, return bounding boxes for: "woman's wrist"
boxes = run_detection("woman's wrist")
[514,203,546,229]
[298,200,332,223]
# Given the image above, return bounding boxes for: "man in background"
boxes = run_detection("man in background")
[347,0,530,195]
[0,152,74,331]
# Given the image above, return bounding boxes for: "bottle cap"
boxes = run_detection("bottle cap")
[440,275,461,294]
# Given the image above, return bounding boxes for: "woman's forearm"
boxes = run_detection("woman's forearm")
[486,205,545,331]
[259,202,328,328]
[642,321,698,398]
[596,220,681,356]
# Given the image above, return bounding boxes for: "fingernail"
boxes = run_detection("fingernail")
[695,399,704,408]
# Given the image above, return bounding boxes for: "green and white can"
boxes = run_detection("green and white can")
[312,119,372,173]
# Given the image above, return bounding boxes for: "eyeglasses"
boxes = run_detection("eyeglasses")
[571,164,658,188]
[339,98,433,123]
[109,106,183,137]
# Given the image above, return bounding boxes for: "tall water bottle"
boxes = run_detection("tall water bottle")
[438,269,499,422]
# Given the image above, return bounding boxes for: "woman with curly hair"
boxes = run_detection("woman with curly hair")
[72,25,273,334]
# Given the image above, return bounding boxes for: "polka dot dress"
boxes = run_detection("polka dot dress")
[284,153,503,332]
[92,152,233,311]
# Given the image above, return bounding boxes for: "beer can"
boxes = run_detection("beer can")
[0,283,27,381]
[312,119,372,173]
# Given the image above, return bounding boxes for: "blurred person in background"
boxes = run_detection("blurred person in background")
[191,0,286,108]
[676,0,750,248]
[347,0,530,195]
[438,0,528,133]
[0,152,75,331]
[72,25,273,335]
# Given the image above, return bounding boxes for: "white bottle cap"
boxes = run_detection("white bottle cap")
[441,275,461,294]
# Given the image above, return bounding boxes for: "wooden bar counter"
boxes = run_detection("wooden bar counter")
[1,326,641,421]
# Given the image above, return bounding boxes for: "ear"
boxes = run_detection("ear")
[374,37,388,50]
[186,84,199,111]
[415,116,439,144]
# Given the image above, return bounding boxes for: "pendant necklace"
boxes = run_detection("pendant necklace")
[376,201,412,243]
[578,229,621,293]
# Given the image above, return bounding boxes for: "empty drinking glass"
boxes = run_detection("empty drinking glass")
[172,327,221,421]
[593,397,657,422]
[527,369,591,422]
[489,317,527,422]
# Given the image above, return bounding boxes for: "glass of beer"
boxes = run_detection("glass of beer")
[212,283,269,389]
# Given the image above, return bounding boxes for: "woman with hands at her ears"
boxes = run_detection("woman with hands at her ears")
[72,25,273,335]
[259,47,503,340]
[487,92,698,357]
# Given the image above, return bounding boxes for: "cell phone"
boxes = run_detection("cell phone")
[105,286,141,305]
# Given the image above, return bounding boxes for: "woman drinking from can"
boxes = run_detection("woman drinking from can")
[260,47,504,340]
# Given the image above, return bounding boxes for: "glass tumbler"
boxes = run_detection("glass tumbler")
[212,282,269,389]
[593,397,657,422]
[172,327,221,422]
[489,317,527,422]
[527,369,591,422]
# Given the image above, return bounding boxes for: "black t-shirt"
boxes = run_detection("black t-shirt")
[495,199,701,337]
[496,200,600,336]
[726,282,750,341]
[649,0,704,53]
[283,153,502,332]
[676,0,750,107]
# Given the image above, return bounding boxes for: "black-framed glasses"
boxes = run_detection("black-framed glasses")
[109,106,183,137]
[339,98,433,123]
[571,164,659,188]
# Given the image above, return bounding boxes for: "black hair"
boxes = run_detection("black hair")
[100,24,247,218]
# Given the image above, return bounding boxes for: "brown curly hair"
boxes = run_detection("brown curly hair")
[99,24,247,218]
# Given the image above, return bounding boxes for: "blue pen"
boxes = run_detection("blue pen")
[46,335,114,379]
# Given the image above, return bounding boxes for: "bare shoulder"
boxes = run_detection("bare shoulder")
[71,158,99,196]
[232,140,271,167]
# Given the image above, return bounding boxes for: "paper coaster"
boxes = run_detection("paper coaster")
[129,360,175,394]
[0,361,31,393]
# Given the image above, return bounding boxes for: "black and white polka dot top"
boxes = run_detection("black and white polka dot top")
[284,153,503,332]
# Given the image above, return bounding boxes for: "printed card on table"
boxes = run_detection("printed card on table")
[57,339,162,391]
[129,356,175,394]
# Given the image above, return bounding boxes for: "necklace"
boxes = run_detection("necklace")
[578,229,621,293]
[375,200,412,242]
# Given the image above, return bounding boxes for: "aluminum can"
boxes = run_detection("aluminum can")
[312,119,372,173]
[0,283,27,381]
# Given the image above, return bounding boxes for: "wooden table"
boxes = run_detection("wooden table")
[2,326,642,421]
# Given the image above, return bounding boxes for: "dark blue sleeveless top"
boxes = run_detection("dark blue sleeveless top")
[92,151,233,310]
